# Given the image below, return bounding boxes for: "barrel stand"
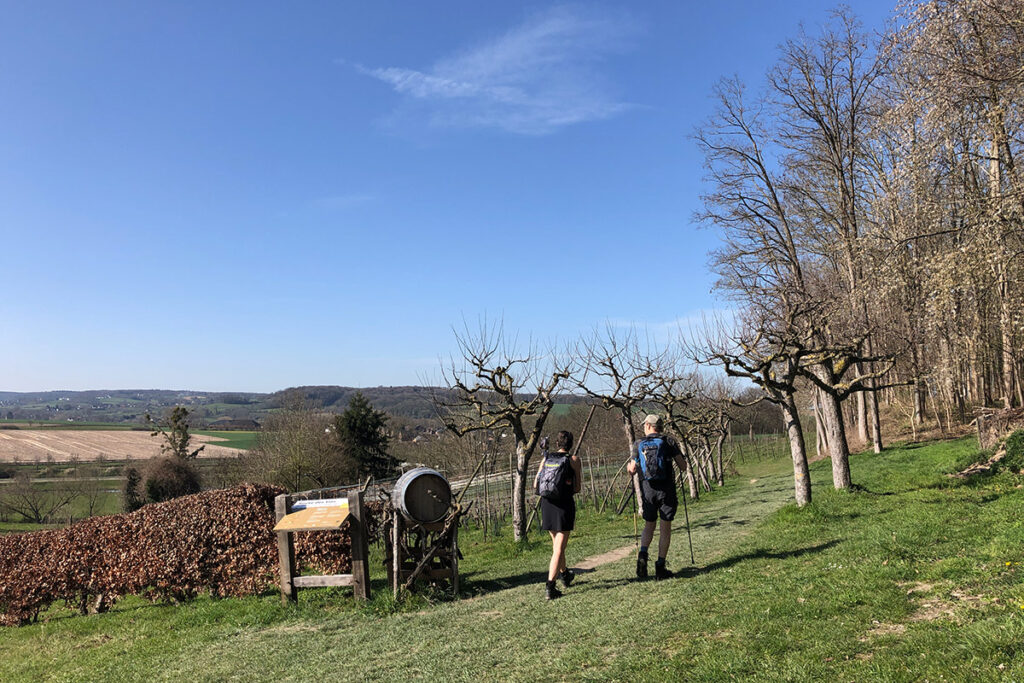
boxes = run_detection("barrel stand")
[386,513,460,598]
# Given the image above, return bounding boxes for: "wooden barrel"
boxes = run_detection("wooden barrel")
[392,467,452,524]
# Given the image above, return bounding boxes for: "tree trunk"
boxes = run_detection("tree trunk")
[704,446,716,486]
[714,433,726,486]
[863,334,883,453]
[815,390,830,459]
[911,343,926,424]
[511,441,529,540]
[913,380,925,427]
[681,440,699,500]
[694,450,713,492]
[855,377,868,445]
[620,411,642,517]
[816,379,852,490]
[1000,274,1016,408]
[868,387,882,454]
[781,394,811,506]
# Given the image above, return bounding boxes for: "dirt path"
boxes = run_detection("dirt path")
[573,470,796,573]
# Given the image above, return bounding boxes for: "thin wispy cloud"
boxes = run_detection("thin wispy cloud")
[607,309,739,347]
[354,5,638,135]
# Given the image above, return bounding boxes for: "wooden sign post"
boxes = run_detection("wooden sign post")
[273,487,370,604]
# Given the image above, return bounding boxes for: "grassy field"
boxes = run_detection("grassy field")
[193,430,258,451]
[3,435,1024,681]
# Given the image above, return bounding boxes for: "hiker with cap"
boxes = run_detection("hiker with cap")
[627,414,687,580]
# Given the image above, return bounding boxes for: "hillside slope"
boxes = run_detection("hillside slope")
[4,436,1024,681]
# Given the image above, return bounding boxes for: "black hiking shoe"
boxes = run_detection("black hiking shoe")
[636,554,648,579]
[545,580,562,600]
[560,569,574,588]
[655,560,674,581]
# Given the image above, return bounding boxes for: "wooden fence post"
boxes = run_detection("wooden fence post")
[348,488,370,601]
[392,513,403,598]
[275,493,297,605]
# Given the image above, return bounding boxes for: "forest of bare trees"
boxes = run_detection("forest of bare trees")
[692,0,1023,504]
[433,1,1024,528]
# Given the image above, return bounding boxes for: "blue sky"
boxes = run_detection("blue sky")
[0,1,897,393]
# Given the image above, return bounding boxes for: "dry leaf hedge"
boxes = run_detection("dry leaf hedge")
[0,483,380,626]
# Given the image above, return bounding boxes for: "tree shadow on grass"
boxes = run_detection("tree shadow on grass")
[569,541,841,592]
[675,539,842,579]
[849,484,896,496]
[460,569,548,594]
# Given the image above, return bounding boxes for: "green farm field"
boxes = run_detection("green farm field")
[192,430,258,451]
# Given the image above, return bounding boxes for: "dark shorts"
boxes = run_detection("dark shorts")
[639,482,677,522]
[540,496,576,532]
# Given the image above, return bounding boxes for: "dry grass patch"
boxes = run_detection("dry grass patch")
[898,581,935,595]
[860,621,906,641]
[909,600,956,622]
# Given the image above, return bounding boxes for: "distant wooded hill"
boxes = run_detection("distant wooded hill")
[0,386,592,425]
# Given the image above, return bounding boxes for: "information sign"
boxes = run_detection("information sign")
[274,500,350,532]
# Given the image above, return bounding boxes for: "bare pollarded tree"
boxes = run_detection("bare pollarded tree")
[435,320,569,541]
[697,375,738,488]
[694,72,859,492]
[771,8,889,451]
[573,324,667,514]
[696,308,814,506]
[645,354,700,499]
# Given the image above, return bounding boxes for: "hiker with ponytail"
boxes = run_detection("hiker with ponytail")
[534,430,582,600]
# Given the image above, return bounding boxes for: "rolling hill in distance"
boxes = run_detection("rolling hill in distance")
[0,386,593,425]
[0,387,443,424]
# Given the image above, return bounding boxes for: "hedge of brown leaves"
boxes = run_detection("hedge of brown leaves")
[0,483,381,626]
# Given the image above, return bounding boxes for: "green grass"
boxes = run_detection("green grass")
[193,430,258,451]
[0,521,61,533]
[4,436,1024,681]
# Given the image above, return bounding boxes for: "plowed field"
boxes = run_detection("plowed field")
[0,430,243,462]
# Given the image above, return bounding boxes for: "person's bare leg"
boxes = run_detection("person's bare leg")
[657,518,672,560]
[548,531,568,581]
[640,520,656,548]
[558,534,570,574]
[655,519,675,579]
[636,520,656,578]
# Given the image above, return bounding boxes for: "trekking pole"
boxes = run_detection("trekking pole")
[631,471,640,547]
[680,486,695,564]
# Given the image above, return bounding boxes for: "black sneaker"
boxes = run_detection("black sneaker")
[545,583,563,600]
[560,569,574,588]
[636,554,648,579]
[655,561,674,581]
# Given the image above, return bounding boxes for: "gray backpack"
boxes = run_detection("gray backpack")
[536,453,571,499]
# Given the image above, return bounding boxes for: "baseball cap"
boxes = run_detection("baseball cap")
[643,414,663,429]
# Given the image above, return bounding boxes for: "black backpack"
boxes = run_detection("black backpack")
[637,437,669,482]
[537,452,571,499]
